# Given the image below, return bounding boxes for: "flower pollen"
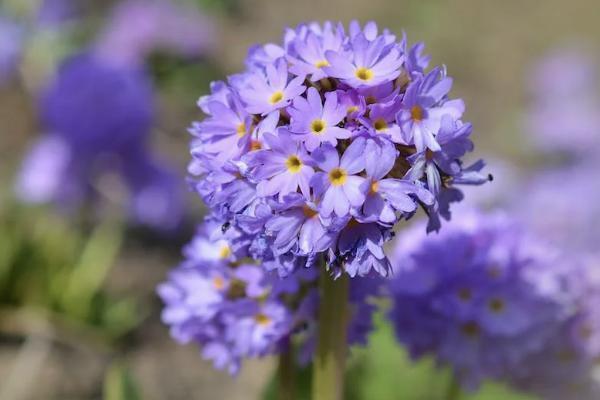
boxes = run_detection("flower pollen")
[285,155,303,173]
[328,167,347,186]
[269,91,284,105]
[355,67,374,82]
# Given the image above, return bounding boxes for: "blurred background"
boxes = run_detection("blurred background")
[0,0,599,399]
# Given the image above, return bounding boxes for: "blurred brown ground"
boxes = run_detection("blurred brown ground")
[0,0,599,398]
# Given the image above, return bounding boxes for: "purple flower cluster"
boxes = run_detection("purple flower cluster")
[526,48,600,156]
[509,260,600,399]
[16,53,183,231]
[158,218,382,374]
[189,21,488,277]
[387,211,587,391]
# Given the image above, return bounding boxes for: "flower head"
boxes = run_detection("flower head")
[387,211,589,392]
[159,218,383,374]
[189,21,486,277]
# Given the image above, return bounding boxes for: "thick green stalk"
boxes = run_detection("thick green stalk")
[312,266,349,400]
[446,374,462,400]
[278,344,296,400]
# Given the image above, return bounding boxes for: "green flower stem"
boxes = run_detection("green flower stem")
[312,266,349,400]
[446,374,462,400]
[278,343,296,400]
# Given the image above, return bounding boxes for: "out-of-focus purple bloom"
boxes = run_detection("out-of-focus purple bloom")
[516,162,600,252]
[16,52,183,231]
[189,21,486,277]
[36,0,78,28]
[40,53,154,153]
[0,16,24,85]
[508,255,600,399]
[526,47,600,156]
[15,135,72,203]
[95,0,215,67]
[388,210,590,392]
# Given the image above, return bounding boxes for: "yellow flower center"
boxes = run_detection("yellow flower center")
[369,180,379,194]
[461,322,480,338]
[218,244,231,259]
[236,122,246,137]
[285,155,303,173]
[373,118,388,131]
[410,105,424,121]
[315,60,329,68]
[310,119,326,135]
[347,105,359,114]
[328,168,347,186]
[355,67,374,82]
[213,276,225,290]
[250,140,262,151]
[269,91,284,105]
[254,313,271,326]
[457,288,472,302]
[488,298,505,313]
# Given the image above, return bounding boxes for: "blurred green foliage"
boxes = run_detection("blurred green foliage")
[0,201,140,342]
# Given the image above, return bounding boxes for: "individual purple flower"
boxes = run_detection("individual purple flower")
[324,33,404,88]
[239,58,306,115]
[310,138,367,217]
[288,87,351,151]
[397,67,465,152]
[388,210,585,391]
[245,130,314,200]
[264,194,334,256]
[360,99,405,143]
[407,115,475,195]
[331,220,392,277]
[288,22,345,81]
[361,137,434,224]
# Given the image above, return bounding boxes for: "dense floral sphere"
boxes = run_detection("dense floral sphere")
[387,211,589,391]
[189,21,488,278]
[158,217,382,374]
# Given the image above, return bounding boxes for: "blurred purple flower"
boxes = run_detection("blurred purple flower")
[515,162,600,252]
[388,211,585,391]
[526,47,600,155]
[95,0,215,67]
[16,52,183,231]
[36,0,78,27]
[0,16,24,85]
